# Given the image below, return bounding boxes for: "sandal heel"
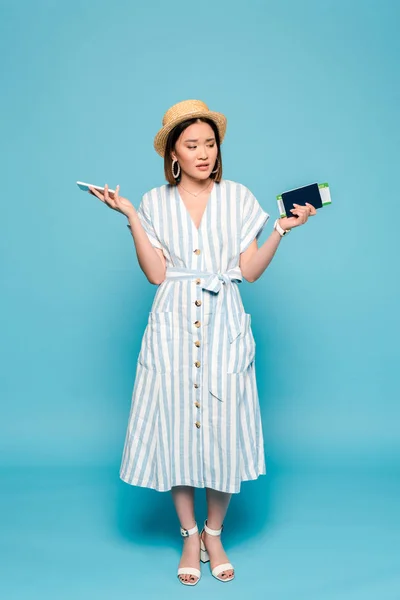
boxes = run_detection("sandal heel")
[200,541,210,563]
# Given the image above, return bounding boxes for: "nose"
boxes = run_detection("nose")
[198,144,208,159]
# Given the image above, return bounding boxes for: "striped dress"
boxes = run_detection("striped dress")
[119,179,270,494]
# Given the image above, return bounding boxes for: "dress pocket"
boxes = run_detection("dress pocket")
[138,311,175,373]
[226,312,256,373]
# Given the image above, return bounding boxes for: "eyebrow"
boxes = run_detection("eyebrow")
[184,137,215,142]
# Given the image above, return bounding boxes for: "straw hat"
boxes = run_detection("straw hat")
[153,99,227,157]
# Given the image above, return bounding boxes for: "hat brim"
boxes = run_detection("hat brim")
[154,111,227,157]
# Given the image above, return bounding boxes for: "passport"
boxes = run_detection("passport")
[277,182,331,218]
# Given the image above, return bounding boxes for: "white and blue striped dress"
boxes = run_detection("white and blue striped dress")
[120,179,270,493]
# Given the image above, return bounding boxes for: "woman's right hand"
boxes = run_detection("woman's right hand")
[88,184,136,219]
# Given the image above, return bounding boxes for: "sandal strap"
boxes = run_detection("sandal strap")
[180,523,198,537]
[212,562,234,578]
[177,567,201,578]
[204,520,224,536]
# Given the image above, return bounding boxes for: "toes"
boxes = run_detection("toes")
[220,570,234,579]
[179,574,198,584]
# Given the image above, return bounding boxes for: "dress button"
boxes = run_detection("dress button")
[195,421,201,428]
[194,340,201,347]
[194,320,201,328]
[194,383,200,388]
[194,249,201,255]
[194,361,201,368]
[195,278,201,285]
[195,402,201,408]
[195,300,202,307]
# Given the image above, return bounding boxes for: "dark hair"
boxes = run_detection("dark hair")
[164,117,223,185]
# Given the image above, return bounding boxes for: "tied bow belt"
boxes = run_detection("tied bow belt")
[165,266,244,342]
[165,267,245,401]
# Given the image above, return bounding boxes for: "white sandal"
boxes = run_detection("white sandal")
[200,520,235,582]
[177,523,201,586]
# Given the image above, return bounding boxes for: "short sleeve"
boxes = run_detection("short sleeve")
[240,187,270,253]
[126,192,163,250]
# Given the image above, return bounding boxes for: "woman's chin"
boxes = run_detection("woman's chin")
[189,170,210,181]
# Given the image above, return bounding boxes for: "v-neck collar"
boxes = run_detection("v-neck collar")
[175,180,218,233]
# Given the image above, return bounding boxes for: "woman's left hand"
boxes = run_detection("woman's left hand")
[278,202,317,231]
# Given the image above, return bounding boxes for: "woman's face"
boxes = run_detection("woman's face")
[171,120,218,181]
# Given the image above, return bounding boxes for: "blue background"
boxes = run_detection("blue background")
[1,0,399,598]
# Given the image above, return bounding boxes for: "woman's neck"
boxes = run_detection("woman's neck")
[179,173,213,192]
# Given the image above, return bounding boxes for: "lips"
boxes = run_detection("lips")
[196,164,209,168]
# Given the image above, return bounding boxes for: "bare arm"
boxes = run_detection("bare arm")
[240,228,282,283]
[127,211,166,285]
[240,203,317,283]
[88,183,166,285]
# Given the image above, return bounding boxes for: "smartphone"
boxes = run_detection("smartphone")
[277,182,331,218]
[76,181,116,195]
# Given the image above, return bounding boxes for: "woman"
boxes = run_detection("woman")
[89,99,316,586]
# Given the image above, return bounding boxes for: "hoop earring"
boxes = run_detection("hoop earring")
[172,159,181,179]
[211,158,219,174]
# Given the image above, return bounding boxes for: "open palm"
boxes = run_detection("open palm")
[88,184,135,219]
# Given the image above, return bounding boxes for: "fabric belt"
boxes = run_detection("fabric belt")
[165,266,243,343]
[165,266,245,401]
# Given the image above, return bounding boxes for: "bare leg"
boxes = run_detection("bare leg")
[201,487,234,580]
[171,485,201,584]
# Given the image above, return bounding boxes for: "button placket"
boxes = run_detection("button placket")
[192,246,203,429]
[192,238,205,431]
[193,305,202,425]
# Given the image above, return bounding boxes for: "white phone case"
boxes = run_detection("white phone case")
[76,181,116,194]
